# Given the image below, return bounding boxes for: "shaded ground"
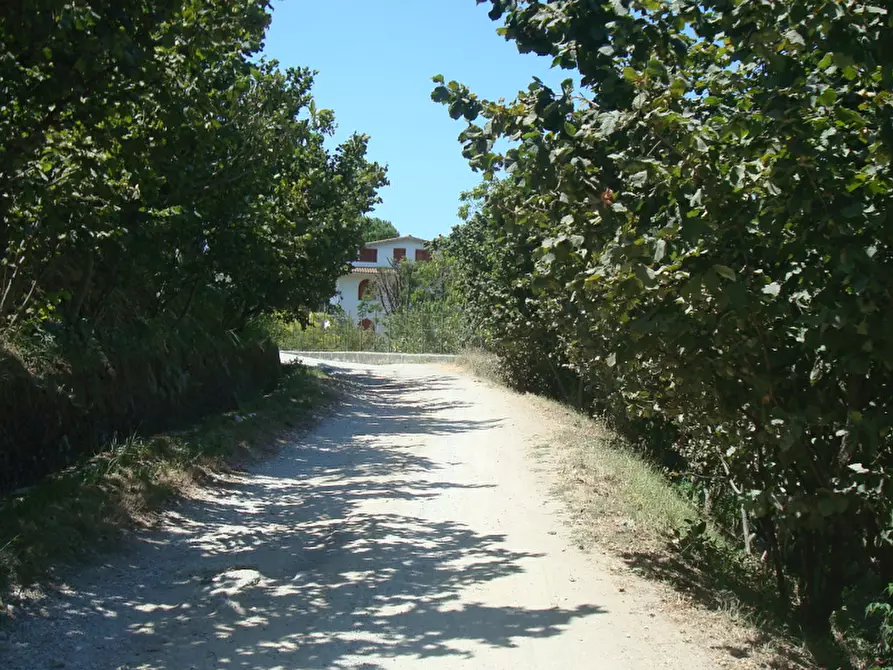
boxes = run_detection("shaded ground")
[1,362,727,669]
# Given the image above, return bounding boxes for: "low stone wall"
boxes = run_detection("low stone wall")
[281,351,458,365]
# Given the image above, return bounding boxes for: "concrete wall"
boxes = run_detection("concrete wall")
[331,274,370,321]
[282,351,458,365]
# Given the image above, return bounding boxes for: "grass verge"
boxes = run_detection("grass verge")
[0,361,334,610]
[456,349,510,386]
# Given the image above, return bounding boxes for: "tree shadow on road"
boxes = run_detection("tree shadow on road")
[3,366,604,669]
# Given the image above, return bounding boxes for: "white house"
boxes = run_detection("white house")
[331,235,430,326]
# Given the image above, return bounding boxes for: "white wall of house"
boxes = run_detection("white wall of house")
[352,236,429,269]
[330,236,430,323]
[331,273,377,322]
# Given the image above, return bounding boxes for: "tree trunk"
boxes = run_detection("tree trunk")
[67,253,95,324]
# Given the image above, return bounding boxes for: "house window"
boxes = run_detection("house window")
[358,279,373,300]
[414,249,430,262]
[393,248,406,262]
[358,247,377,262]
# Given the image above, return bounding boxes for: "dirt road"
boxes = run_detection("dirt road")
[1,361,726,669]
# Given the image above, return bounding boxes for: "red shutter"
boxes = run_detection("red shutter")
[414,249,430,262]
[359,248,378,262]
[393,248,406,262]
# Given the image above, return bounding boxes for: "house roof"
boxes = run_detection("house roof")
[363,235,428,247]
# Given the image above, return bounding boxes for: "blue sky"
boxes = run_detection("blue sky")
[262,0,568,240]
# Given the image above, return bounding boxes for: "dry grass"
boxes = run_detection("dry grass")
[547,419,697,550]
[0,362,334,608]
[456,349,509,386]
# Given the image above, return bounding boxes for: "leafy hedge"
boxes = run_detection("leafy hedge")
[436,0,893,645]
[1,319,279,492]
[366,254,475,354]
[0,2,385,488]
[1,1,385,333]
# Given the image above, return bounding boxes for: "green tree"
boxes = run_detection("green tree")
[436,0,893,636]
[0,0,388,491]
[439,183,568,395]
[361,216,399,244]
[0,0,386,331]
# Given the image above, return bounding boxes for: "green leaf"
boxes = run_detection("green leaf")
[646,59,668,78]
[838,107,866,127]
[600,112,619,135]
[622,67,639,82]
[670,78,687,97]
[817,88,838,106]
[784,29,805,46]
[431,86,451,103]
[713,264,737,281]
[629,170,648,187]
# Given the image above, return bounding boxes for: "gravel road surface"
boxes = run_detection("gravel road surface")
[1,361,725,669]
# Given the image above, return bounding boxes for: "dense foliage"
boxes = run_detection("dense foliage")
[436,0,893,640]
[0,0,386,334]
[867,583,893,668]
[1,1,385,488]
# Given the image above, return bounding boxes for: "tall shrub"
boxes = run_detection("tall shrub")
[0,0,387,333]
[437,0,893,630]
